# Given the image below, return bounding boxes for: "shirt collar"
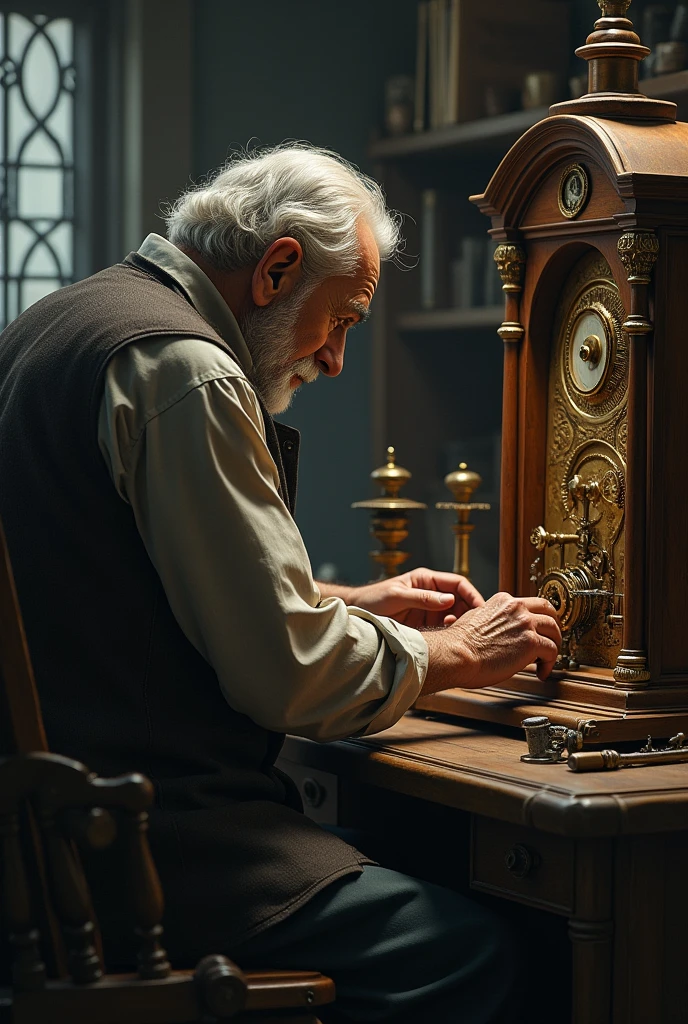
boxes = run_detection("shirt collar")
[136,233,253,374]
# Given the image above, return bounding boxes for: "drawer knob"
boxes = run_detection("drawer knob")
[301,777,327,808]
[505,843,539,878]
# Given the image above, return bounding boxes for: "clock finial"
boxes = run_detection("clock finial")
[596,0,631,14]
[550,0,676,121]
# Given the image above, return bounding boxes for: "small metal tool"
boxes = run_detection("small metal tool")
[568,733,688,772]
[520,715,595,764]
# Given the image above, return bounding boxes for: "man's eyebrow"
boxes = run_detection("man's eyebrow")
[346,300,371,323]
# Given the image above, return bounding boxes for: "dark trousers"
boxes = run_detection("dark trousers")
[233,862,515,1023]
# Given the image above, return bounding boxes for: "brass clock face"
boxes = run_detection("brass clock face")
[541,250,628,670]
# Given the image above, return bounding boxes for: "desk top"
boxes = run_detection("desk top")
[282,713,688,839]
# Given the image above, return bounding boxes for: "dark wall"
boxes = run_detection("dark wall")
[192,0,417,583]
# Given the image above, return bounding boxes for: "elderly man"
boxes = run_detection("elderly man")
[0,144,559,1023]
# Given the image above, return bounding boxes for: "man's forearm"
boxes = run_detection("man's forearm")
[315,580,359,604]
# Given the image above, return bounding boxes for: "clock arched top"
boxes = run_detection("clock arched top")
[471,114,688,231]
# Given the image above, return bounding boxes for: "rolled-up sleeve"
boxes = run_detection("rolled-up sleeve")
[99,345,428,742]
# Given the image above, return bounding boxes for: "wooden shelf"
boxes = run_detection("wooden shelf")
[369,72,688,164]
[643,69,688,100]
[397,306,503,331]
[369,107,548,162]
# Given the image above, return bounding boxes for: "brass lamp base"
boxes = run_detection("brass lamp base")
[436,463,490,581]
[352,448,426,580]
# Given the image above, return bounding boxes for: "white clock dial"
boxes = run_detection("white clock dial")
[569,309,610,394]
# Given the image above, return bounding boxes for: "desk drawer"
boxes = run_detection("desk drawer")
[276,759,338,825]
[470,816,575,915]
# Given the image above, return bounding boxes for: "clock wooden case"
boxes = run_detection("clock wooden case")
[417,0,688,742]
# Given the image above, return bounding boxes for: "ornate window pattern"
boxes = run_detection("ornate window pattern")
[0,11,75,329]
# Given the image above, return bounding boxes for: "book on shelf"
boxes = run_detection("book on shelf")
[413,2,428,132]
[415,0,459,131]
[420,188,452,309]
[451,237,486,309]
[421,224,504,313]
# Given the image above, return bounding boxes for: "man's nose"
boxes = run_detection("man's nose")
[316,330,346,377]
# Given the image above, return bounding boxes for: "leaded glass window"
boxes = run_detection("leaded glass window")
[0,11,75,329]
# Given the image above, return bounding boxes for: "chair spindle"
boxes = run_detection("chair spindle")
[121,807,171,980]
[38,809,102,984]
[0,809,45,990]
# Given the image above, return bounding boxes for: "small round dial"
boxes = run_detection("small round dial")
[559,283,627,421]
[569,308,609,394]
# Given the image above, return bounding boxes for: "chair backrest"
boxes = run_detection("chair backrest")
[1,752,171,989]
[0,517,171,991]
[0,517,63,984]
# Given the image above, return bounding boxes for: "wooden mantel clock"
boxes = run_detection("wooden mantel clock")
[418,0,688,742]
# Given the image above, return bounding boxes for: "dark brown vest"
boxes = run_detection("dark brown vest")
[0,255,366,963]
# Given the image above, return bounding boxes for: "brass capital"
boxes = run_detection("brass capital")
[494,244,526,293]
[617,230,659,284]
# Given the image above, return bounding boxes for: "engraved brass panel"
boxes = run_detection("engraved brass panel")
[538,251,627,669]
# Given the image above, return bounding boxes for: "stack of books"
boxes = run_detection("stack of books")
[420,189,503,311]
[412,0,569,131]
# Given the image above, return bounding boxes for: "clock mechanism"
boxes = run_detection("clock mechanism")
[530,252,627,670]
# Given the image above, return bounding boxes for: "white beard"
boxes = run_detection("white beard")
[239,287,320,415]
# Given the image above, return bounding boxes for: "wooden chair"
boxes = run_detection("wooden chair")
[0,519,335,1024]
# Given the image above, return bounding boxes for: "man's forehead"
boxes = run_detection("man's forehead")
[356,218,381,277]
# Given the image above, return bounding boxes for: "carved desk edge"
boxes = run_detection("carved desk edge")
[281,723,688,841]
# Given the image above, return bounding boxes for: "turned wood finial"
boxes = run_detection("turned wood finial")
[550,0,676,121]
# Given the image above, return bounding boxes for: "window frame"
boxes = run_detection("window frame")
[0,0,123,327]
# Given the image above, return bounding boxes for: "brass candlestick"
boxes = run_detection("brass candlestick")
[436,463,491,580]
[352,447,427,579]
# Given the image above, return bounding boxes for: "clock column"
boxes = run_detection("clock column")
[494,242,526,596]
[614,230,659,688]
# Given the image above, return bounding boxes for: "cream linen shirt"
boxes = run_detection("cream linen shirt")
[97,235,428,742]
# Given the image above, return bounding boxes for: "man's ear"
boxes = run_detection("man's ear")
[252,237,303,307]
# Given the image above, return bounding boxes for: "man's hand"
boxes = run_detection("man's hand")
[330,567,485,629]
[422,592,562,692]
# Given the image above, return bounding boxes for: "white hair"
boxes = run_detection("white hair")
[164,142,403,280]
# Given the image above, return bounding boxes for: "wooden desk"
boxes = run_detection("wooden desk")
[279,713,688,1024]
